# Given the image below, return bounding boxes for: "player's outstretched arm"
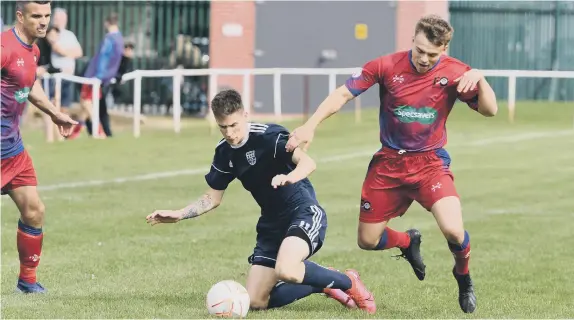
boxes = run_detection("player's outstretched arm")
[28,81,78,136]
[286,85,354,152]
[475,77,498,117]
[455,69,498,117]
[271,148,316,188]
[305,85,355,129]
[146,188,225,225]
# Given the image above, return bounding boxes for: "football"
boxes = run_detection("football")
[206,280,250,318]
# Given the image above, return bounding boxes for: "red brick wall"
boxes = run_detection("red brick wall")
[209,1,256,107]
[395,0,449,52]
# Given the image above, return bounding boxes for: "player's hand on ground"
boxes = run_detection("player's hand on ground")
[51,112,78,137]
[454,69,484,93]
[286,125,315,152]
[146,210,183,225]
[271,174,295,189]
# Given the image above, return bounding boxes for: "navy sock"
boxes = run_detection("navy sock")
[267,281,321,309]
[373,227,410,250]
[302,261,352,291]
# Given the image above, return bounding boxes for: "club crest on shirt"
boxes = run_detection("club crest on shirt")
[434,76,449,87]
[246,150,256,166]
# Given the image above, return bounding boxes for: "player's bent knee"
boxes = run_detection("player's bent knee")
[22,200,45,226]
[249,298,269,310]
[246,286,271,310]
[442,227,465,245]
[274,262,300,283]
[357,236,379,250]
[357,221,387,250]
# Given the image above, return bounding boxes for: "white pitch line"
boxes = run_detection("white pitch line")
[36,129,573,192]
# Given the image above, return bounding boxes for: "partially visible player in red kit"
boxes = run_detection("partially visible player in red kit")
[1,0,77,294]
[286,15,498,313]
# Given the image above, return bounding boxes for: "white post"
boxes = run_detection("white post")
[328,72,336,93]
[133,74,142,138]
[91,81,101,138]
[54,75,62,109]
[273,71,282,120]
[208,73,218,134]
[242,72,251,113]
[173,70,182,133]
[508,75,516,123]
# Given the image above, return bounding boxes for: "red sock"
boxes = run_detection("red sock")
[449,231,471,275]
[375,227,411,250]
[17,220,43,284]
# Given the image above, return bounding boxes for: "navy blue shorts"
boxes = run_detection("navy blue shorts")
[248,204,328,268]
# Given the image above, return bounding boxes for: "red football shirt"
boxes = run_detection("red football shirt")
[345,50,479,152]
[1,28,40,159]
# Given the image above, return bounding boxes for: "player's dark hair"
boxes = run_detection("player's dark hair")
[105,12,119,25]
[16,1,51,13]
[211,89,244,118]
[415,14,453,47]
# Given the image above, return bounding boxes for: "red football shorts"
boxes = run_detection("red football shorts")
[80,84,102,101]
[1,150,38,195]
[359,147,459,223]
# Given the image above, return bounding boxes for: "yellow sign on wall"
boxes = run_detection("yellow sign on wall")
[355,23,368,40]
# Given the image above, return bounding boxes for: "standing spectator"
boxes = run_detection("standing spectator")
[49,8,82,110]
[70,13,123,139]
[111,42,135,104]
[30,26,62,143]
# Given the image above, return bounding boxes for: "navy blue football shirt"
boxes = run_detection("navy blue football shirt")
[205,123,318,216]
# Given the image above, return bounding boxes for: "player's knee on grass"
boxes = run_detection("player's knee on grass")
[248,295,270,310]
[357,221,388,250]
[246,265,277,310]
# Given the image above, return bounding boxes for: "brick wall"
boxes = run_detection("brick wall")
[395,0,449,52]
[209,0,256,106]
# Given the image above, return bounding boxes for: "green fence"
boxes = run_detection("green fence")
[1,1,210,112]
[449,1,574,101]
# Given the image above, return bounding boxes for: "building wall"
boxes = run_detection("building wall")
[209,1,256,101]
[252,1,396,115]
[209,0,451,115]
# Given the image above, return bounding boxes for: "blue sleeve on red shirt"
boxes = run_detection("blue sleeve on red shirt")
[458,85,480,111]
[345,58,382,97]
[204,142,235,190]
[95,38,113,80]
[455,64,480,111]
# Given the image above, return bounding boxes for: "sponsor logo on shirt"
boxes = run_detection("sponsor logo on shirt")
[14,87,31,103]
[393,105,438,125]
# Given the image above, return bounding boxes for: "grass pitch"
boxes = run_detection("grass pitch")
[1,101,573,318]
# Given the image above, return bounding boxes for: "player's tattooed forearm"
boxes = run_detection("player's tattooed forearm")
[181,194,213,220]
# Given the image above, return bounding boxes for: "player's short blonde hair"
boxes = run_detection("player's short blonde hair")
[414,14,453,47]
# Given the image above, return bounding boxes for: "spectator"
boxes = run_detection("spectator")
[111,42,135,104]
[32,26,62,143]
[70,12,124,139]
[49,7,83,110]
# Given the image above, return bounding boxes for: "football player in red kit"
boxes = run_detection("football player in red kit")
[1,0,77,294]
[285,14,498,313]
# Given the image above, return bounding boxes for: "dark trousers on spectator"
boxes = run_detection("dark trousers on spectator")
[86,85,113,137]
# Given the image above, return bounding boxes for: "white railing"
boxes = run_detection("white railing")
[42,68,574,138]
[40,73,102,137]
